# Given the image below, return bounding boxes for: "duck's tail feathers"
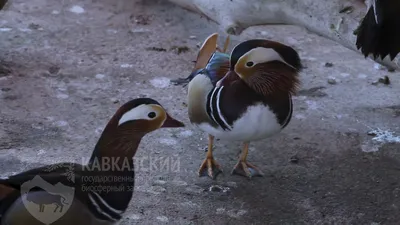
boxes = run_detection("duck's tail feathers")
[0,0,8,10]
[356,1,400,61]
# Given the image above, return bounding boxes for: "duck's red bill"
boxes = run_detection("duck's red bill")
[162,113,185,128]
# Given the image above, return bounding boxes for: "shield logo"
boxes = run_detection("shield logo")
[19,166,75,224]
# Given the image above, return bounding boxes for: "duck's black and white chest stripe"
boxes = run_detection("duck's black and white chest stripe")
[81,169,134,223]
[202,83,293,141]
[85,190,125,222]
[206,86,233,131]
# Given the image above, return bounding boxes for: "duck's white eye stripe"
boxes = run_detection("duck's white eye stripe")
[118,104,155,125]
[240,47,295,70]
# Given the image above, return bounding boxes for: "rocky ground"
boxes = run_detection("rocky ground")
[1,0,400,224]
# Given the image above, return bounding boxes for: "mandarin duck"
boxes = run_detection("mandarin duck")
[0,98,184,225]
[172,33,302,179]
[356,0,400,61]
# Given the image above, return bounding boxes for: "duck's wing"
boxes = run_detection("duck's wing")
[203,52,231,86]
[0,162,82,222]
[0,162,81,190]
[171,33,222,86]
[0,0,8,10]
[216,35,230,53]
[193,33,219,71]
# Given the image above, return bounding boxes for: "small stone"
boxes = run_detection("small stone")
[196,42,202,48]
[37,149,46,155]
[133,15,150,25]
[290,155,299,163]
[28,23,41,30]
[371,81,379,86]
[147,186,166,195]
[189,35,197,39]
[48,66,60,74]
[184,186,204,195]
[18,28,32,32]
[129,28,150,33]
[378,76,390,85]
[226,182,237,188]
[327,77,337,85]
[367,131,378,136]
[156,216,169,222]
[0,28,12,32]
[216,208,225,214]
[153,180,167,185]
[54,120,68,127]
[339,6,354,14]
[171,180,187,186]
[227,209,247,218]
[110,98,119,103]
[209,185,223,192]
[170,46,190,54]
[56,93,69,99]
[69,5,85,14]
[286,37,298,45]
[358,73,367,79]
[127,214,141,220]
[120,64,133,68]
[324,62,333,67]
[208,185,230,193]
[95,74,105,79]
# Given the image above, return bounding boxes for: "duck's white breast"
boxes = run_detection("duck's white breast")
[197,103,282,142]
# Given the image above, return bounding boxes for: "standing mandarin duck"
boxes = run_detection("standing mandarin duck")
[356,0,400,61]
[0,98,184,225]
[172,33,302,179]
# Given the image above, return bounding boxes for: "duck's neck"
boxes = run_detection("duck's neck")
[82,121,144,219]
[87,121,145,169]
[88,136,142,168]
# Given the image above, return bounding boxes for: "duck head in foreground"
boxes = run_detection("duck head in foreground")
[182,33,302,179]
[0,98,184,225]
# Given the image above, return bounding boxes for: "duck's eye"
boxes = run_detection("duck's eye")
[246,61,254,67]
[148,112,156,119]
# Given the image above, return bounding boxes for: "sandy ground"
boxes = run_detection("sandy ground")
[1,0,400,224]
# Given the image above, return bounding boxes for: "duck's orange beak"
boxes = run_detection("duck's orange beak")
[162,113,185,128]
